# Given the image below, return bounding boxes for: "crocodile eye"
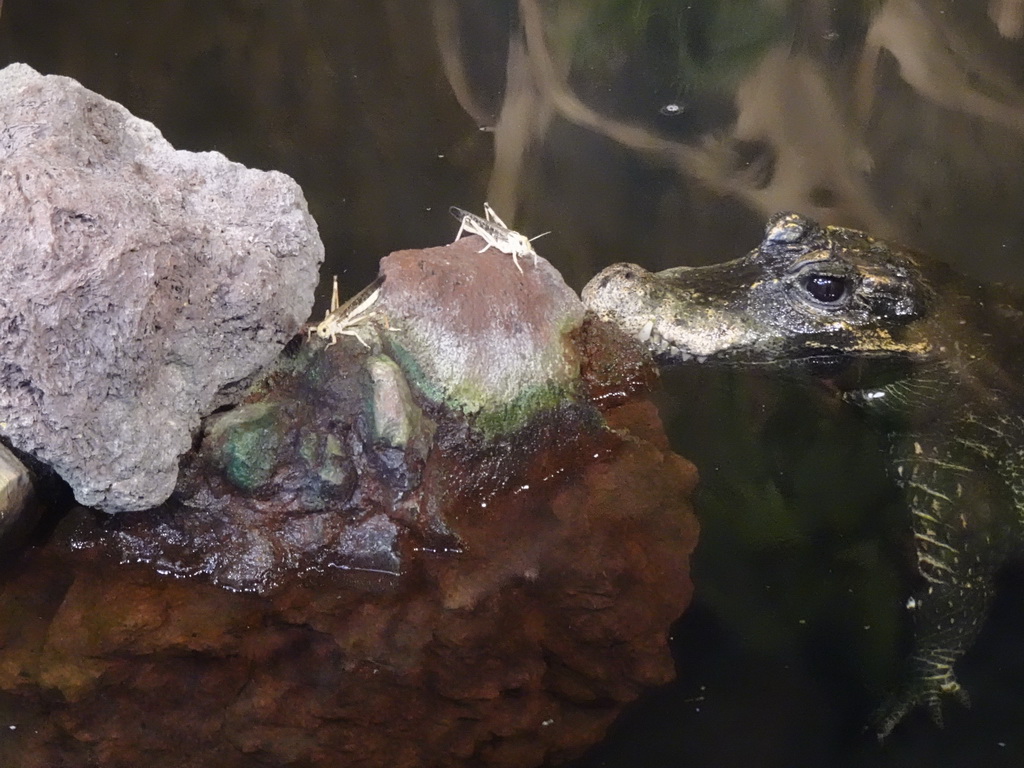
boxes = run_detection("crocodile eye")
[803,274,847,303]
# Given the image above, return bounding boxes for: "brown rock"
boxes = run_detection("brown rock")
[0,240,699,766]
[0,387,698,768]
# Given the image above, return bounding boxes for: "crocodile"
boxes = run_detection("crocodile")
[581,212,1024,737]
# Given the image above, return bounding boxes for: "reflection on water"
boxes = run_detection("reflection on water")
[4,0,1024,765]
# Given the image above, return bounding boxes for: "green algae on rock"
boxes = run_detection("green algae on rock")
[367,354,431,449]
[203,404,284,494]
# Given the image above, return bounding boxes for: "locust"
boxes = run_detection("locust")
[449,202,549,274]
[311,275,386,348]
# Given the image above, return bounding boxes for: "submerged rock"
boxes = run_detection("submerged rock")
[0,63,323,512]
[0,381,697,768]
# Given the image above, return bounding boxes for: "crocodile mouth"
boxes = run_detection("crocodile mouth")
[635,318,715,363]
[631,315,861,368]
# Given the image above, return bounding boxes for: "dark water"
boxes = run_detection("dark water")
[4,0,1024,765]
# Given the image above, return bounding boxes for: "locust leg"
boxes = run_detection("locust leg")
[483,202,508,229]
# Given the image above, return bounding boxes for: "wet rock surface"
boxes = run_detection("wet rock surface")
[0,63,323,512]
[0,213,701,766]
[0,320,699,767]
[91,238,605,593]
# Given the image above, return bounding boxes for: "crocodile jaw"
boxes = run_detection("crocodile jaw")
[582,262,784,364]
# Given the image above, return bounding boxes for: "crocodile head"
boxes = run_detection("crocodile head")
[582,213,938,369]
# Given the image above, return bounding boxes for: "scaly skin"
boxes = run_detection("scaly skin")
[582,212,1024,737]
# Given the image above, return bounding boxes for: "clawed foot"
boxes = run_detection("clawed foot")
[872,664,971,739]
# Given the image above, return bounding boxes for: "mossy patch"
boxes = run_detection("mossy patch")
[383,336,580,438]
[206,403,282,492]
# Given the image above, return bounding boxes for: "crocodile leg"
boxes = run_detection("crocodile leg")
[875,428,1012,737]
[874,566,994,738]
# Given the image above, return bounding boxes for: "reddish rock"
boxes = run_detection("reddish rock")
[0,242,700,767]
[0,391,697,768]
[377,236,586,428]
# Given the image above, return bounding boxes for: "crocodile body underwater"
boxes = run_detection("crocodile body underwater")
[582,212,1024,737]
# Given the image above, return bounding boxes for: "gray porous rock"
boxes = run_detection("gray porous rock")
[0,63,323,512]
